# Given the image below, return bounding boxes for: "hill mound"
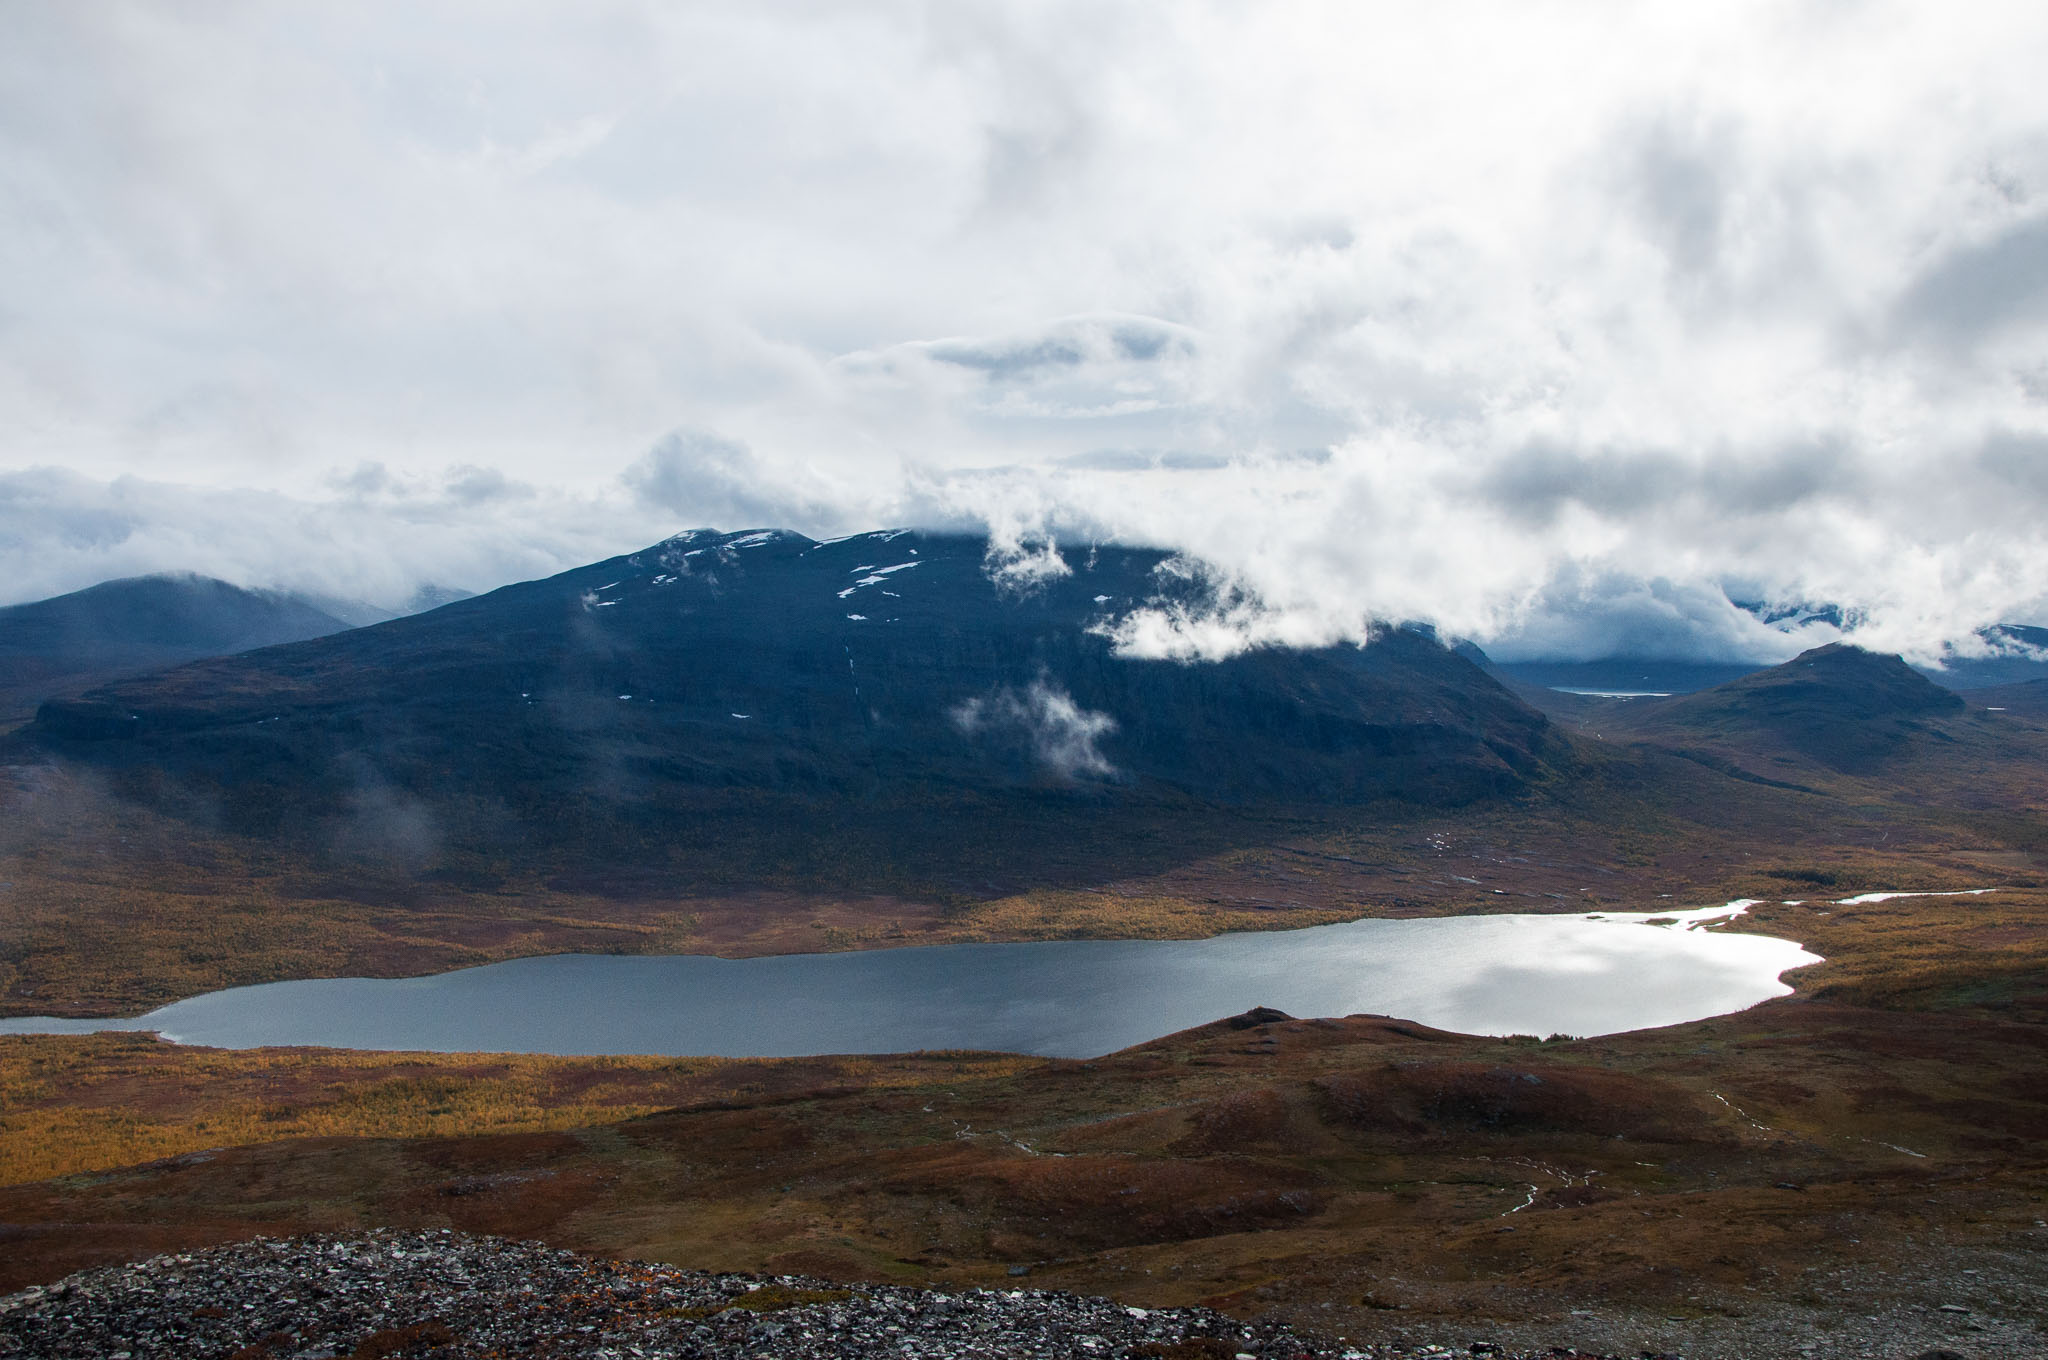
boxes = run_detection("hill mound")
[1630,643,1964,775]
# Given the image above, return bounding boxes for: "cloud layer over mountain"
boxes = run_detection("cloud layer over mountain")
[5,3,2048,662]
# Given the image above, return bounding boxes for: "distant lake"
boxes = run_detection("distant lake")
[0,904,1818,1058]
[1549,687,1674,698]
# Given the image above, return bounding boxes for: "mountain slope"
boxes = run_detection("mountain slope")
[25,529,1568,884]
[1611,642,1967,777]
[1971,676,2048,718]
[0,574,353,727]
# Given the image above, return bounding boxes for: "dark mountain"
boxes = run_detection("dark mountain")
[1620,643,1964,776]
[25,529,1568,888]
[1730,597,1858,632]
[1726,594,2048,692]
[1490,633,2048,700]
[1918,624,2048,690]
[0,575,354,728]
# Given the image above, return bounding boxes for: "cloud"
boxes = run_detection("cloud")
[1894,215,2048,346]
[0,465,671,611]
[622,428,866,539]
[951,679,1120,781]
[980,529,1073,595]
[330,760,441,871]
[1091,555,1348,662]
[3,4,2048,661]
[1478,570,1840,665]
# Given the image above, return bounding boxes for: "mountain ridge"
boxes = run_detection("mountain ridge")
[30,528,1568,813]
[0,573,356,728]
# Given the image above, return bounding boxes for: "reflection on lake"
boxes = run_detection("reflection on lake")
[0,902,1819,1058]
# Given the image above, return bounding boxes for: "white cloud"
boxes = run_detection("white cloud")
[952,679,1120,781]
[0,465,670,611]
[3,2,2048,659]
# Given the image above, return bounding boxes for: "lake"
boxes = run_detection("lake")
[0,901,1820,1057]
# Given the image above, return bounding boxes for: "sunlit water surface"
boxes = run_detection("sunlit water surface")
[0,903,1820,1057]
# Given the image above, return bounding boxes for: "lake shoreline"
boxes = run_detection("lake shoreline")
[0,901,1827,1058]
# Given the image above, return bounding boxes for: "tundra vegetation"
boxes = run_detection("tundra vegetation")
[3,541,2046,1353]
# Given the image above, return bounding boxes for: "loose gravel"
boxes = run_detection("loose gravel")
[13,1229,2039,1359]
[0,1230,1607,1360]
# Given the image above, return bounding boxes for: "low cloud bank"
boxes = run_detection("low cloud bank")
[0,465,673,615]
[7,436,2046,668]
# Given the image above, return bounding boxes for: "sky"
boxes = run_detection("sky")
[4,1,2048,663]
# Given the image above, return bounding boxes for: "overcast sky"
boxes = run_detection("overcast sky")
[5,1,2048,662]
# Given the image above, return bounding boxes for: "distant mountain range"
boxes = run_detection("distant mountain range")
[0,575,479,728]
[10,560,2038,739]
[0,575,355,726]
[19,529,1570,888]
[1923,624,2048,689]
[1467,595,2048,699]
[1489,623,2048,700]
[11,534,2040,899]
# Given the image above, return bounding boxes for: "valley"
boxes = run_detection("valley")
[3,889,2044,1356]
[16,15,2048,1353]
[3,532,2046,1357]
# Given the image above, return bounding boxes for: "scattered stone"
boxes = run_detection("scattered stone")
[3,1230,1618,1360]
[13,1228,2015,1360]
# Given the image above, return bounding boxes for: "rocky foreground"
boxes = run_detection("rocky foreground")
[0,1229,1670,1360]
